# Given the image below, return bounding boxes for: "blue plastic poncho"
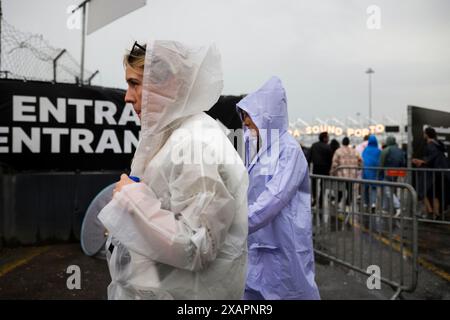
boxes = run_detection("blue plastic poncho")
[237,76,320,300]
[362,135,381,180]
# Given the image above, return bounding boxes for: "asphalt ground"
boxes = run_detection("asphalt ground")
[0,244,109,299]
[0,234,448,300]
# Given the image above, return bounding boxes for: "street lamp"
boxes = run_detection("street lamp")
[366,68,375,125]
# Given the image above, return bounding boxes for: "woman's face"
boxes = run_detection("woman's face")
[240,109,259,137]
[124,66,144,119]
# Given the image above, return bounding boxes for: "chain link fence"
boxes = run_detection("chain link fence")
[0,17,97,84]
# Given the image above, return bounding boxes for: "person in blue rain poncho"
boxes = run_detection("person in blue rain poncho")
[236,76,320,300]
[362,135,381,208]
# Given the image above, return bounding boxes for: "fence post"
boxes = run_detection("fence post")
[53,49,66,83]
[407,105,413,185]
[87,70,99,85]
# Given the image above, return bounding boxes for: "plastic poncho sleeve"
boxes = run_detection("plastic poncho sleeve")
[248,146,306,234]
[98,158,236,272]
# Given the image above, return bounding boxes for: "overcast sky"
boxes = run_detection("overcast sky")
[3,0,450,125]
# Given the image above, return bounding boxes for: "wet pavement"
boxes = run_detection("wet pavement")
[417,222,450,275]
[315,254,450,300]
[0,238,448,300]
[313,213,450,299]
[0,244,110,299]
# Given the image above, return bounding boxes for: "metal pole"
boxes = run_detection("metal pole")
[53,49,66,83]
[72,0,90,86]
[87,69,99,85]
[80,3,86,85]
[369,73,372,124]
[0,0,3,72]
[407,106,413,183]
[366,68,375,126]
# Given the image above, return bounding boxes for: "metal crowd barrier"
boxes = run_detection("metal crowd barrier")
[0,170,121,246]
[310,174,418,299]
[332,166,450,224]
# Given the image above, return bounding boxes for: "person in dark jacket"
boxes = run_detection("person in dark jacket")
[308,132,332,173]
[380,136,405,211]
[380,136,406,175]
[330,139,340,159]
[308,132,332,206]
[412,127,449,218]
[301,144,311,160]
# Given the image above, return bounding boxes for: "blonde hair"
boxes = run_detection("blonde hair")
[123,44,146,73]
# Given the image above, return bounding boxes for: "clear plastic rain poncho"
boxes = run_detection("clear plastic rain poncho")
[98,40,249,300]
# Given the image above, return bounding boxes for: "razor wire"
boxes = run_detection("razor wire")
[0,17,96,84]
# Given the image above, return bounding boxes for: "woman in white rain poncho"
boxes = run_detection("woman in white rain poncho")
[98,40,249,300]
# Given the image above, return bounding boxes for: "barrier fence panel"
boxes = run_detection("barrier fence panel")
[311,174,418,299]
[0,171,121,246]
[333,166,450,224]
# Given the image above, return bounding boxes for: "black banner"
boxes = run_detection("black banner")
[409,105,450,159]
[0,79,140,171]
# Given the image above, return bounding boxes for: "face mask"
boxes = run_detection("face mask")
[248,134,258,161]
[244,131,261,167]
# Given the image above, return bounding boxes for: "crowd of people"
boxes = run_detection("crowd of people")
[305,128,449,218]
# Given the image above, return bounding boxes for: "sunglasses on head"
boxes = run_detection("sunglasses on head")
[128,41,146,61]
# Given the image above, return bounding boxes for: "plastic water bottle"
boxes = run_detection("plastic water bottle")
[129,176,140,182]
